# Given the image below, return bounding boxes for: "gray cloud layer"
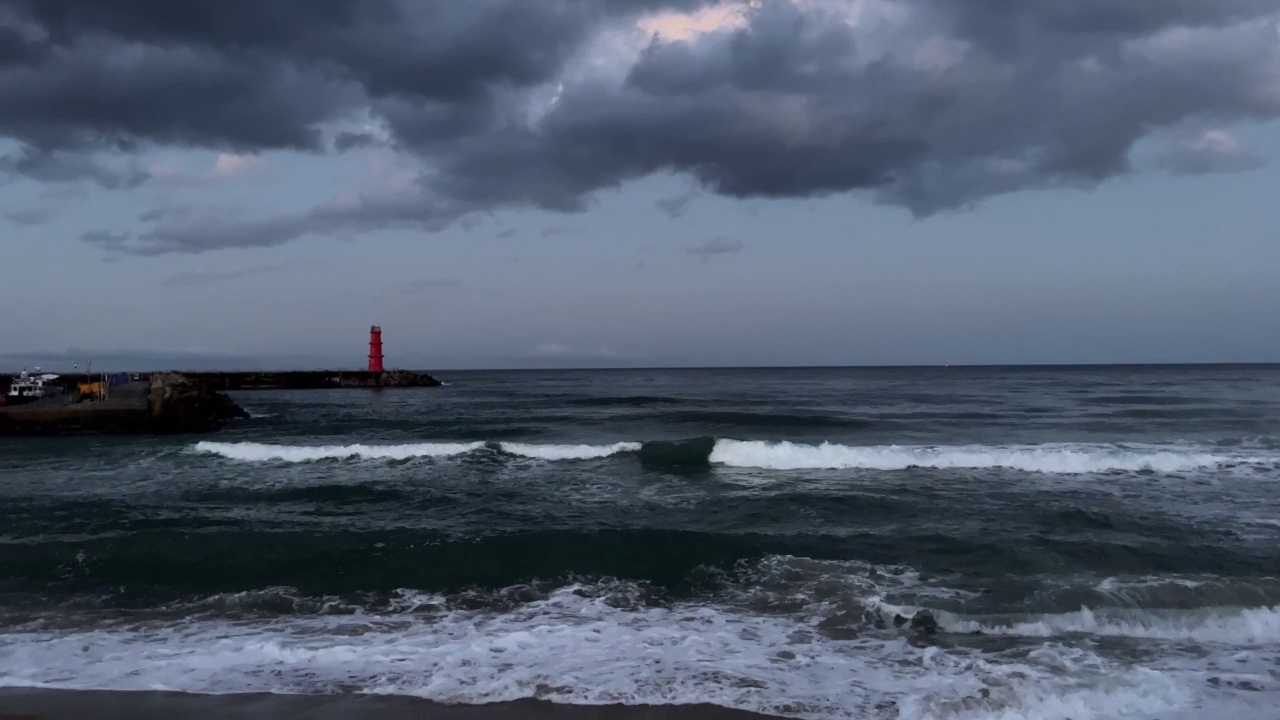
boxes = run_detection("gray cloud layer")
[3,0,1278,253]
[687,236,744,260]
[159,263,286,287]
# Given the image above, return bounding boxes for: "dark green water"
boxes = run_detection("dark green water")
[2,366,1279,719]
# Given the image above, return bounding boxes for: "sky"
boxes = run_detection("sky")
[3,0,1280,371]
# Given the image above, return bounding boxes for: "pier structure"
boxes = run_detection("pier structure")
[1,325,439,435]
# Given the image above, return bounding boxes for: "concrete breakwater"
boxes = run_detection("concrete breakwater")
[179,369,441,390]
[0,369,441,396]
[0,373,248,436]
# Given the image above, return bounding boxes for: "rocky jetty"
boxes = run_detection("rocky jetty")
[376,369,442,387]
[180,369,441,390]
[146,373,249,433]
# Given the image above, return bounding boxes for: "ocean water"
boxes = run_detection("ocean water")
[1,365,1279,719]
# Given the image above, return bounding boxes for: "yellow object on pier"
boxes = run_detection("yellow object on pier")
[78,380,106,401]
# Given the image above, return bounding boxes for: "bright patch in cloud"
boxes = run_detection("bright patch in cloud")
[211,153,261,178]
[1193,130,1245,155]
[1161,129,1267,175]
[638,3,754,42]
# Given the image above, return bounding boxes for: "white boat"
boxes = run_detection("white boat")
[2,368,62,407]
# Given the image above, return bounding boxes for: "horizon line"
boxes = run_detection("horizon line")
[7,360,1278,375]
[429,360,1280,372]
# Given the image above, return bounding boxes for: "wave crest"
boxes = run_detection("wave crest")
[498,442,641,460]
[193,441,483,462]
[709,440,1251,474]
[190,439,1270,475]
[941,605,1280,645]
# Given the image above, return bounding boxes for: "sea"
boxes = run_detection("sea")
[1,365,1279,719]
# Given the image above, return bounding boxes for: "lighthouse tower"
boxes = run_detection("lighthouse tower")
[368,325,384,373]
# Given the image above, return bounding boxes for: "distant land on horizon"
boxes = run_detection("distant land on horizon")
[2,348,1277,376]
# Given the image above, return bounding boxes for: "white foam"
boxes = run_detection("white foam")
[0,586,1220,720]
[189,438,1274,475]
[499,442,642,460]
[943,605,1280,645]
[708,440,1257,474]
[192,441,483,463]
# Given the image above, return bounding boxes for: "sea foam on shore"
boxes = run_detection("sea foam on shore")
[0,689,779,720]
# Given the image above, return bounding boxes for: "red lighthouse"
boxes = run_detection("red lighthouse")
[368,325,384,373]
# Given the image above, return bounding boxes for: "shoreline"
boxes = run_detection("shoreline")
[0,689,784,720]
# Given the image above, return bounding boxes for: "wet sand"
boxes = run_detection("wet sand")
[0,689,783,720]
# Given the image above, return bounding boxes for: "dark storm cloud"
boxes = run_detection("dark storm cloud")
[0,0,714,158]
[332,131,381,152]
[929,0,1278,51]
[0,146,149,188]
[0,35,350,154]
[2,0,1278,254]
[423,0,1280,217]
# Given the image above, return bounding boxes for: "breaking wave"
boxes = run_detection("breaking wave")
[192,439,1271,474]
[3,574,1273,718]
[192,441,483,462]
[499,442,641,460]
[707,440,1259,474]
[942,605,1280,645]
[0,584,1186,720]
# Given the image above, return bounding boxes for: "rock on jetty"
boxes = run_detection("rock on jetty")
[0,374,247,436]
[147,373,250,433]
